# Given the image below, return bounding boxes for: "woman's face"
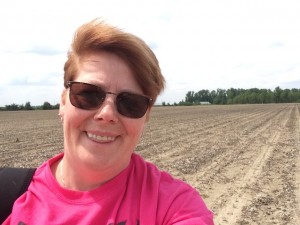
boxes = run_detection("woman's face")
[59,51,150,174]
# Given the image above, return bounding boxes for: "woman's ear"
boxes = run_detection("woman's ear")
[59,89,67,119]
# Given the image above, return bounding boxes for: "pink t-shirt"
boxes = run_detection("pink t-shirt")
[4,153,213,225]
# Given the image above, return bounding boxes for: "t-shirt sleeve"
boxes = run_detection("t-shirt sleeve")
[158,177,214,225]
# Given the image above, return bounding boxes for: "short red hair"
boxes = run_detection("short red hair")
[64,18,165,105]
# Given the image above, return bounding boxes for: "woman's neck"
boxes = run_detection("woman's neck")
[52,156,129,191]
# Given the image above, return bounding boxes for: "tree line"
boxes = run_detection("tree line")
[2,87,300,110]
[0,102,59,111]
[162,87,300,106]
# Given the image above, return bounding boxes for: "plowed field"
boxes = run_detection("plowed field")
[1,104,299,225]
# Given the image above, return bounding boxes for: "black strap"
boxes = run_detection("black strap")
[0,167,36,223]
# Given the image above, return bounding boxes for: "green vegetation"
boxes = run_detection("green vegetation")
[1,87,300,110]
[0,102,59,111]
[164,87,300,106]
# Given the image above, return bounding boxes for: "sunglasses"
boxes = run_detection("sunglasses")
[66,81,152,118]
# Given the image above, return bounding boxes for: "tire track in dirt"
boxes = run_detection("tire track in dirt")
[195,106,286,186]
[207,104,296,224]
[235,104,300,225]
[294,104,300,224]
[138,105,284,170]
[157,105,285,176]
[215,130,281,224]
[168,104,290,224]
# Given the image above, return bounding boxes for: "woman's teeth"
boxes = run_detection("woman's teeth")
[87,133,116,142]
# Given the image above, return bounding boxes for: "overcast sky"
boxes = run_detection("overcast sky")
[0,0,300,106]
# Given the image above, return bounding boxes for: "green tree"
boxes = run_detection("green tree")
[185,91,195,104]
[274,86,282,103]
[180,86,300,106]
[24,102,33,110]
[52,103,60,109]
[213,89,227,104]
[5,103,19,111]
[42,102,52,110]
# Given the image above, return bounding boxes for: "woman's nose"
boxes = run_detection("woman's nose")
[93,96,119,123]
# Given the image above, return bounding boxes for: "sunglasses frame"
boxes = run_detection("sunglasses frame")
[66,81,153,118]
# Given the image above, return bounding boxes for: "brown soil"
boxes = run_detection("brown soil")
[1,104,299,225]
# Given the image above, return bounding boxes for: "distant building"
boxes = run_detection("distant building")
[200,102,211,105]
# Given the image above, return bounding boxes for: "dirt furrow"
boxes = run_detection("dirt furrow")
[1,104,299,225]
[138,105,280,168]
[295,104,300,224]
[213,104,296,225]
[234,104,299,225]
[215,131,281,224]
[188,105,291,224]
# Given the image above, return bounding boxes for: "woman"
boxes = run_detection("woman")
[4,19,214,224]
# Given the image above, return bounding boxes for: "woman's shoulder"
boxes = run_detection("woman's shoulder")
[131,153,214,224]
[131,153,196,193]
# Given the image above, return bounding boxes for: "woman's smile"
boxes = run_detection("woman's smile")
[86,132,117,143]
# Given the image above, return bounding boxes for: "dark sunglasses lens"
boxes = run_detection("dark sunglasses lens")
[117,92,150,118]
[69,83,105,109]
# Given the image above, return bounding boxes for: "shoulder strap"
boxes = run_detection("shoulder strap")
[0,167,36,223]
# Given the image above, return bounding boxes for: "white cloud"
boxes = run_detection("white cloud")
[0,0,300,105]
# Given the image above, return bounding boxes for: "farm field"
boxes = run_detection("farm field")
[0,104,299,225]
